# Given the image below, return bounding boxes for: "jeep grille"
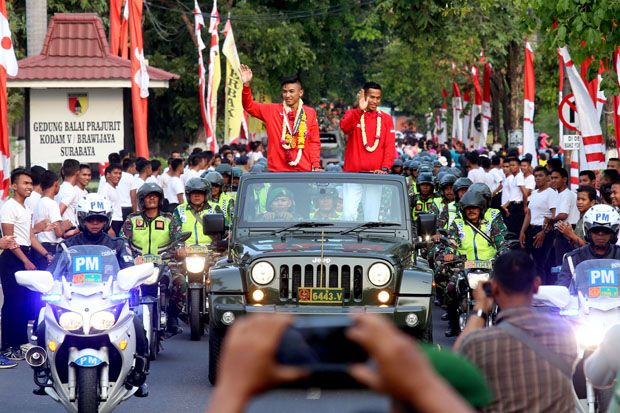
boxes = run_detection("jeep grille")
[278,262,364,302]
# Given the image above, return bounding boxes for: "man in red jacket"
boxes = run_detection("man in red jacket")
[340,82,396,173]
[240,64,321,172]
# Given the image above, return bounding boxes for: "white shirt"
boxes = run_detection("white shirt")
[524,174,535,192]
[97,177,106,193]
[24,191,42,214]
[146,176,158,185]
[55,181,79,226]
[117,172,134,208]
[528,187,557,226]
[556,188,580,225]
[504,172,526,202]
[467,167,486,184]
[181,169,201,185]
[482,170,501,194]
[1,198,32,246]
[165,176,184,204]
[131,177,146,192]
[159,173,171,195]
[35,196,63,244]
[99,182,123,222]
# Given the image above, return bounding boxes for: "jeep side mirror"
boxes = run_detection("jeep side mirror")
[417,213,436,238]
[203,213,226,235]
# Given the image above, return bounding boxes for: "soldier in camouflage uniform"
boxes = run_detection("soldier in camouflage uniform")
[437,177,472,229]
[120,183,185,337]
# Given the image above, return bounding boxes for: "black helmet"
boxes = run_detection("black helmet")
[417,172,434,186]
[185,177,211,200]
[411,161,420,171]
[404,160,413,171]
[453,177,473,196]
[436,171,447,183]
[459,190,487,216]
[439,174,457,190]
[393,159,404,167]
[137,182,164,211]
[469,183,492,206]
[325,163,342,172]
[215,163,233,176]
[231,167,243,178]
[202,171,224,187]
[449,167,463,178]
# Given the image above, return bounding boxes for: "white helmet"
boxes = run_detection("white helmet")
[583,204,620,243]
[77,193,113,233]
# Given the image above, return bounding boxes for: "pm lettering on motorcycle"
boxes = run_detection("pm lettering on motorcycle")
[72,255,103,284]
[588,268,619,298]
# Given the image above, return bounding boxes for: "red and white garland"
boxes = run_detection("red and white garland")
[360,110,381,152]
[280,100,307,166]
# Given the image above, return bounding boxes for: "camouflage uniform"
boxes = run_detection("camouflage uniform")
[440,212,508,259]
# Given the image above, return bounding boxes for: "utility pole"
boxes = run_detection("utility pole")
[26,0,47,56]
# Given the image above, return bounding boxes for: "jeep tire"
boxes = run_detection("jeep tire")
[208,325,224,385]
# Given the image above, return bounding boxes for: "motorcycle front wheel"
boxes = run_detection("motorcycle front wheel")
[190,288,204,341]
[77,366,99,413]
[149,330,159,361]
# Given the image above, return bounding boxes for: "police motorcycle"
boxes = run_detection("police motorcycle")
[15,245,155,413]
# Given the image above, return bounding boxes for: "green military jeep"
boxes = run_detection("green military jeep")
[206,172,434,384]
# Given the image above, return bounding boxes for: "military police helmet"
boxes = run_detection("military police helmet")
[419,165,433,174]
[203,171,224,187]
[469,183,492,205]
[77,193,113,233]
[583,204,620,244]
[459,190,487,216]
[215,163,233,176]
[417,172,435,186]
[439,174,458,190]
[185,177,211,200]
[325,163,343,172]
[137,182,165,211]
[453,177,473,195]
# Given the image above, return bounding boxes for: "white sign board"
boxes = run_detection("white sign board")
[29,89,124,166]
[561,134,581,150]
[508,129,523,148]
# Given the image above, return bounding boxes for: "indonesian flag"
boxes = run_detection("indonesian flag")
[119,0,129,59]
[559,46,606,170]
[471,66,482,148]
[570,149,579,191]
[523,42,537,165]
[206,0,221,152]
[0,0,15,199]
[588,62,606,120]
[129,0,149,158]
[109,0,123,56]
[194,0,209,147]
[451,82,463,142]
[439,88,448,144]
[462,89,471,148]
[481,62,492,146]
[613,47,620,151]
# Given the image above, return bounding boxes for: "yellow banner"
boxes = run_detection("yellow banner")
[222,20,243,143]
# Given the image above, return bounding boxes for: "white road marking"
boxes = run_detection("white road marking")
[306,388,321,400]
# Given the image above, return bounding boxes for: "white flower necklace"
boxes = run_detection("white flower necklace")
[280,99,305,166]
[360,110,381,152]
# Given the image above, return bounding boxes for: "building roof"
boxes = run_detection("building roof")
[9,13,178,88]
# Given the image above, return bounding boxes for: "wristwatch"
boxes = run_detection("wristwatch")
[475,308,488,320]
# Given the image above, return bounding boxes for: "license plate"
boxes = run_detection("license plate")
[143,254,163,264]
[74,355,103,367]
[465,260,493,269]
[298,288,343,304]
[187,245,209,254]
[72,273,102,284]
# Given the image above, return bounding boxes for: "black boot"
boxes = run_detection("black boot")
[135,383,149,398]
[166,306,183,338]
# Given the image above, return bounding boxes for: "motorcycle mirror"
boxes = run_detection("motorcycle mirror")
[417,213,436,238]
[203,213,226,235]
[15,270,54,294]
[117,263,155,291]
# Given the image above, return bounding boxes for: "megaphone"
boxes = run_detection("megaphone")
[25,346,47,369]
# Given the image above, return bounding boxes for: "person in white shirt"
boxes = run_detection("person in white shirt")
[159,157,173,194]
[182,153,205,185]
[146,159,161,184]
[35,170,69,253]
[519,166,557,284]
[24,165,45,213]
[548,167,580,267]
[55,160,81,227]
[0,169,50,359]
[466,152,486,184]
[480,157,501,201]
[501,157,528,235]
[164,158,185,212]
[130,159,152,212]
[520,157,535,197]
[118,158,136,220]
[76,164,91,198]
[98,164,124,236]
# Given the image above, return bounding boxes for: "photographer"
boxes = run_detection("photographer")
[207,314,485,413]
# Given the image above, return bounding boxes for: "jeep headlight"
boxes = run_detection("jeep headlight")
[368,263,391,287]
[467,272,490,289]
[58,311,83,332]
[185,256,206,274]
[251,262,275,285]
[91,310,116,331]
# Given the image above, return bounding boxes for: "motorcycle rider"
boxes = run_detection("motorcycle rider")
[120,183,184,337]
[557,204,620,289]
[434,174,457,228]
[469,182,504,225]
[45,193,150,397]
[437,177,472,229]
[173,178,222,247]
[203,171,233,224]
[411,172,437,221]
[215,163,233,194]
[440,190,508,337]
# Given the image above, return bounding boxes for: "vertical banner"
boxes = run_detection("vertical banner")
[614,47,620,151]
[558,50,564,150]
[481,62,492,147]
[129,0,149,158]
[119,0,129,59]
[222,19,243,144]
[471,66,482,148]
[109,0,122,56]
[206,0,220,152]
[439,88,448,144]
[462,89,471,148]
[0,0,16,199]
[451,81,463,142]
[570,149,579,191]
[193,0,209,144]
[523,42,537,165]
[559,46,606,170]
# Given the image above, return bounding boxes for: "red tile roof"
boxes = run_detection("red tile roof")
[11,13,179,82]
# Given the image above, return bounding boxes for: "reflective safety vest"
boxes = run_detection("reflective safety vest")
[446,201,458,228]
[412,195,436,220]
[453,218,496,261]
[209,193,233,223]
[175,202,217,246]
[485,208,501,223]
[433,197,444,212]
[128,214,172,255]
[251,185,269,215]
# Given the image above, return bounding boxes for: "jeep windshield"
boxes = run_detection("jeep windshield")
[238,176,406,231]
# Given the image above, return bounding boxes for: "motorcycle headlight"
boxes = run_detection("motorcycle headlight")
[467,272,490,289]
[185,256,206,274]
[575,324,605,350]
[251,262,275,285]
[90,310,116,331]
[58,311,83,332]
[368,263,391,287]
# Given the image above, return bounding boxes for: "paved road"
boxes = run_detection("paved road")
[0,306,454,413]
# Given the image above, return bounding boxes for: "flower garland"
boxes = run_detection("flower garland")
[360,110,382,152]
[280,100,307,166]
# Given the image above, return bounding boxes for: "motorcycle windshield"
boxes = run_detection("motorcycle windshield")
[575,259,620,309]
[52,245,120,286]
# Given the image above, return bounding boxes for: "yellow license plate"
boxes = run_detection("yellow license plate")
[187,245,209,254]
[298,288,344,304]
[143,254,162,264]
[465,260,493,269]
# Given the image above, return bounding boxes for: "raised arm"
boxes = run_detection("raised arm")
[240,64,269,121]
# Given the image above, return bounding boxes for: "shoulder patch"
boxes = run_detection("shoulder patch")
[135,218,145,228]
[155,220,165,230]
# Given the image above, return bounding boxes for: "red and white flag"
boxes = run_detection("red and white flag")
[451,81,463,143]
[613,47,620,151]
[570,149,579,191]
[588,62,607,120]
[129,0,149,158]
[439,88,448,144]
[194,0,209,146]
[205,0,221,152]
[109,0,123,56]
[559,46,606,170]
[523,42,537,165]
[471,66,482,148]
[481,62,492,146]
[119,0,129,59]
[462,88,471,148]
[0,0,16,199]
